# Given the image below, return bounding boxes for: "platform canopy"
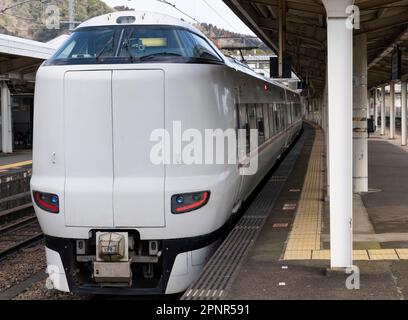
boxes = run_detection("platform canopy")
[223,0,408,93]
[0,34,56,93]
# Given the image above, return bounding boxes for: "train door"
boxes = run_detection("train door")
[64,71,114,227]
[112,69,165,228]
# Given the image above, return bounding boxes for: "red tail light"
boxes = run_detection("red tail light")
[33,191,59,214]
[171,191,210,214]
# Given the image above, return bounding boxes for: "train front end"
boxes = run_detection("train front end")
[31,12,238,295]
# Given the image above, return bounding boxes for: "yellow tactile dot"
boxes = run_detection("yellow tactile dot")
[396,249,408,260]
[368,249,399,260]
[283,250,312,260]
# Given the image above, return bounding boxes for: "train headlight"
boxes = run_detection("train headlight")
[33,191,60,214]
[176,195,185,204]
[171,191,210,214]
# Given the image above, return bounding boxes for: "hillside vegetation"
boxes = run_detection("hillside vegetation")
[0,0,113,41]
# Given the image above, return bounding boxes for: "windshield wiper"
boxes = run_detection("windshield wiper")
[121,29,135,62]
[139,52,183,61]
[96,36,114,62]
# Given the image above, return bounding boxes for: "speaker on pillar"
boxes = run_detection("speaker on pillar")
[283,57,292,79]
[270,57,278,78]
[391,47,401,81]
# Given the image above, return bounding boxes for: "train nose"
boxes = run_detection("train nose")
[63,69,166,228]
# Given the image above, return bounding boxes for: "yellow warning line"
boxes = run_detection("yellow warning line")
[0,160,32,170]
[283,125,323,260]
[310,249,408,261]
[282,125,408,262]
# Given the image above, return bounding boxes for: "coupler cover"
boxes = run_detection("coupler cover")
[96,232,129,262]
[94,232,131,284]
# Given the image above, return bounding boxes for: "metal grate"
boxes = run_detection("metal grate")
[182,133,305,300]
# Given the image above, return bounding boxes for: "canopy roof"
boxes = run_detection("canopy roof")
[224,0,408,93]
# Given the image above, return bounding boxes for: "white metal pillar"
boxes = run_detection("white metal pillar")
[381,85,386,136]
[69,0,75,31]
[1,82,13,153]
[322,0,354,269]
[353,34,368,193]
[374,88,379,129]
[402,81,407,146]
[324,76,330,199]
[390,81,395,139]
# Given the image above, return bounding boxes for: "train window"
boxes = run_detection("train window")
[50,28,118,60]
[47,26,223,65]
[256,104,265,145]
[288,103,293,126]
[269,104,275,136]
[274,104,279,133]
[247,104,257,150]
[239,104,250,154]
[248,104,257,131]
[183,32,224,62]
[263,104,270,140]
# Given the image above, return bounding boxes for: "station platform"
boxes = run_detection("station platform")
[183,122,408,300]
[0,151,32,212]
[0,151,32,176]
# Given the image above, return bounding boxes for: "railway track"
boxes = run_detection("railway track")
[0,204,43,260]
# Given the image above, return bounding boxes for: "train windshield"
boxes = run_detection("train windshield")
[46,26,224,65]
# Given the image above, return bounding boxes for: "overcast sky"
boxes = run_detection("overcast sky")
[101,0,255,35]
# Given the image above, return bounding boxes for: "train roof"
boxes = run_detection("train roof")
[77,11,204,36]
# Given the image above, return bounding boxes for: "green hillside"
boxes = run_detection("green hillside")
[0,0,113,41]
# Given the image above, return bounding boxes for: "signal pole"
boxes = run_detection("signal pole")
[69,0,75,31]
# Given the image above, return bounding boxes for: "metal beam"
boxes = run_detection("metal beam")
[368,27,408,69]
[358,0,405,11]
[357,11,408,35]
[278,0,287,77]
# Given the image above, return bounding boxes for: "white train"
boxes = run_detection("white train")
[31,11,302,295]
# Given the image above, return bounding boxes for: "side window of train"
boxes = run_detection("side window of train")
[274,104,279,133]
[282,103,287,129]
[248,104,257,130]
[269,104,275,136]
[247,104,257,150]
[239,104,250,154]
[263,104,270,140]
[278,104,283,131]
[256,104,265,145]
[289,102,293,126]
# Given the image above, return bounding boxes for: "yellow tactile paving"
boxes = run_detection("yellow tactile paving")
[283,125,324,260]
[368,249,399,261]
[312,250,330,260]
[283,250,312,260]
[0,160,32,170]
[311,250,371,261]
[281,125,408,262]
[353,250,370,261]
[396,249,408,260]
